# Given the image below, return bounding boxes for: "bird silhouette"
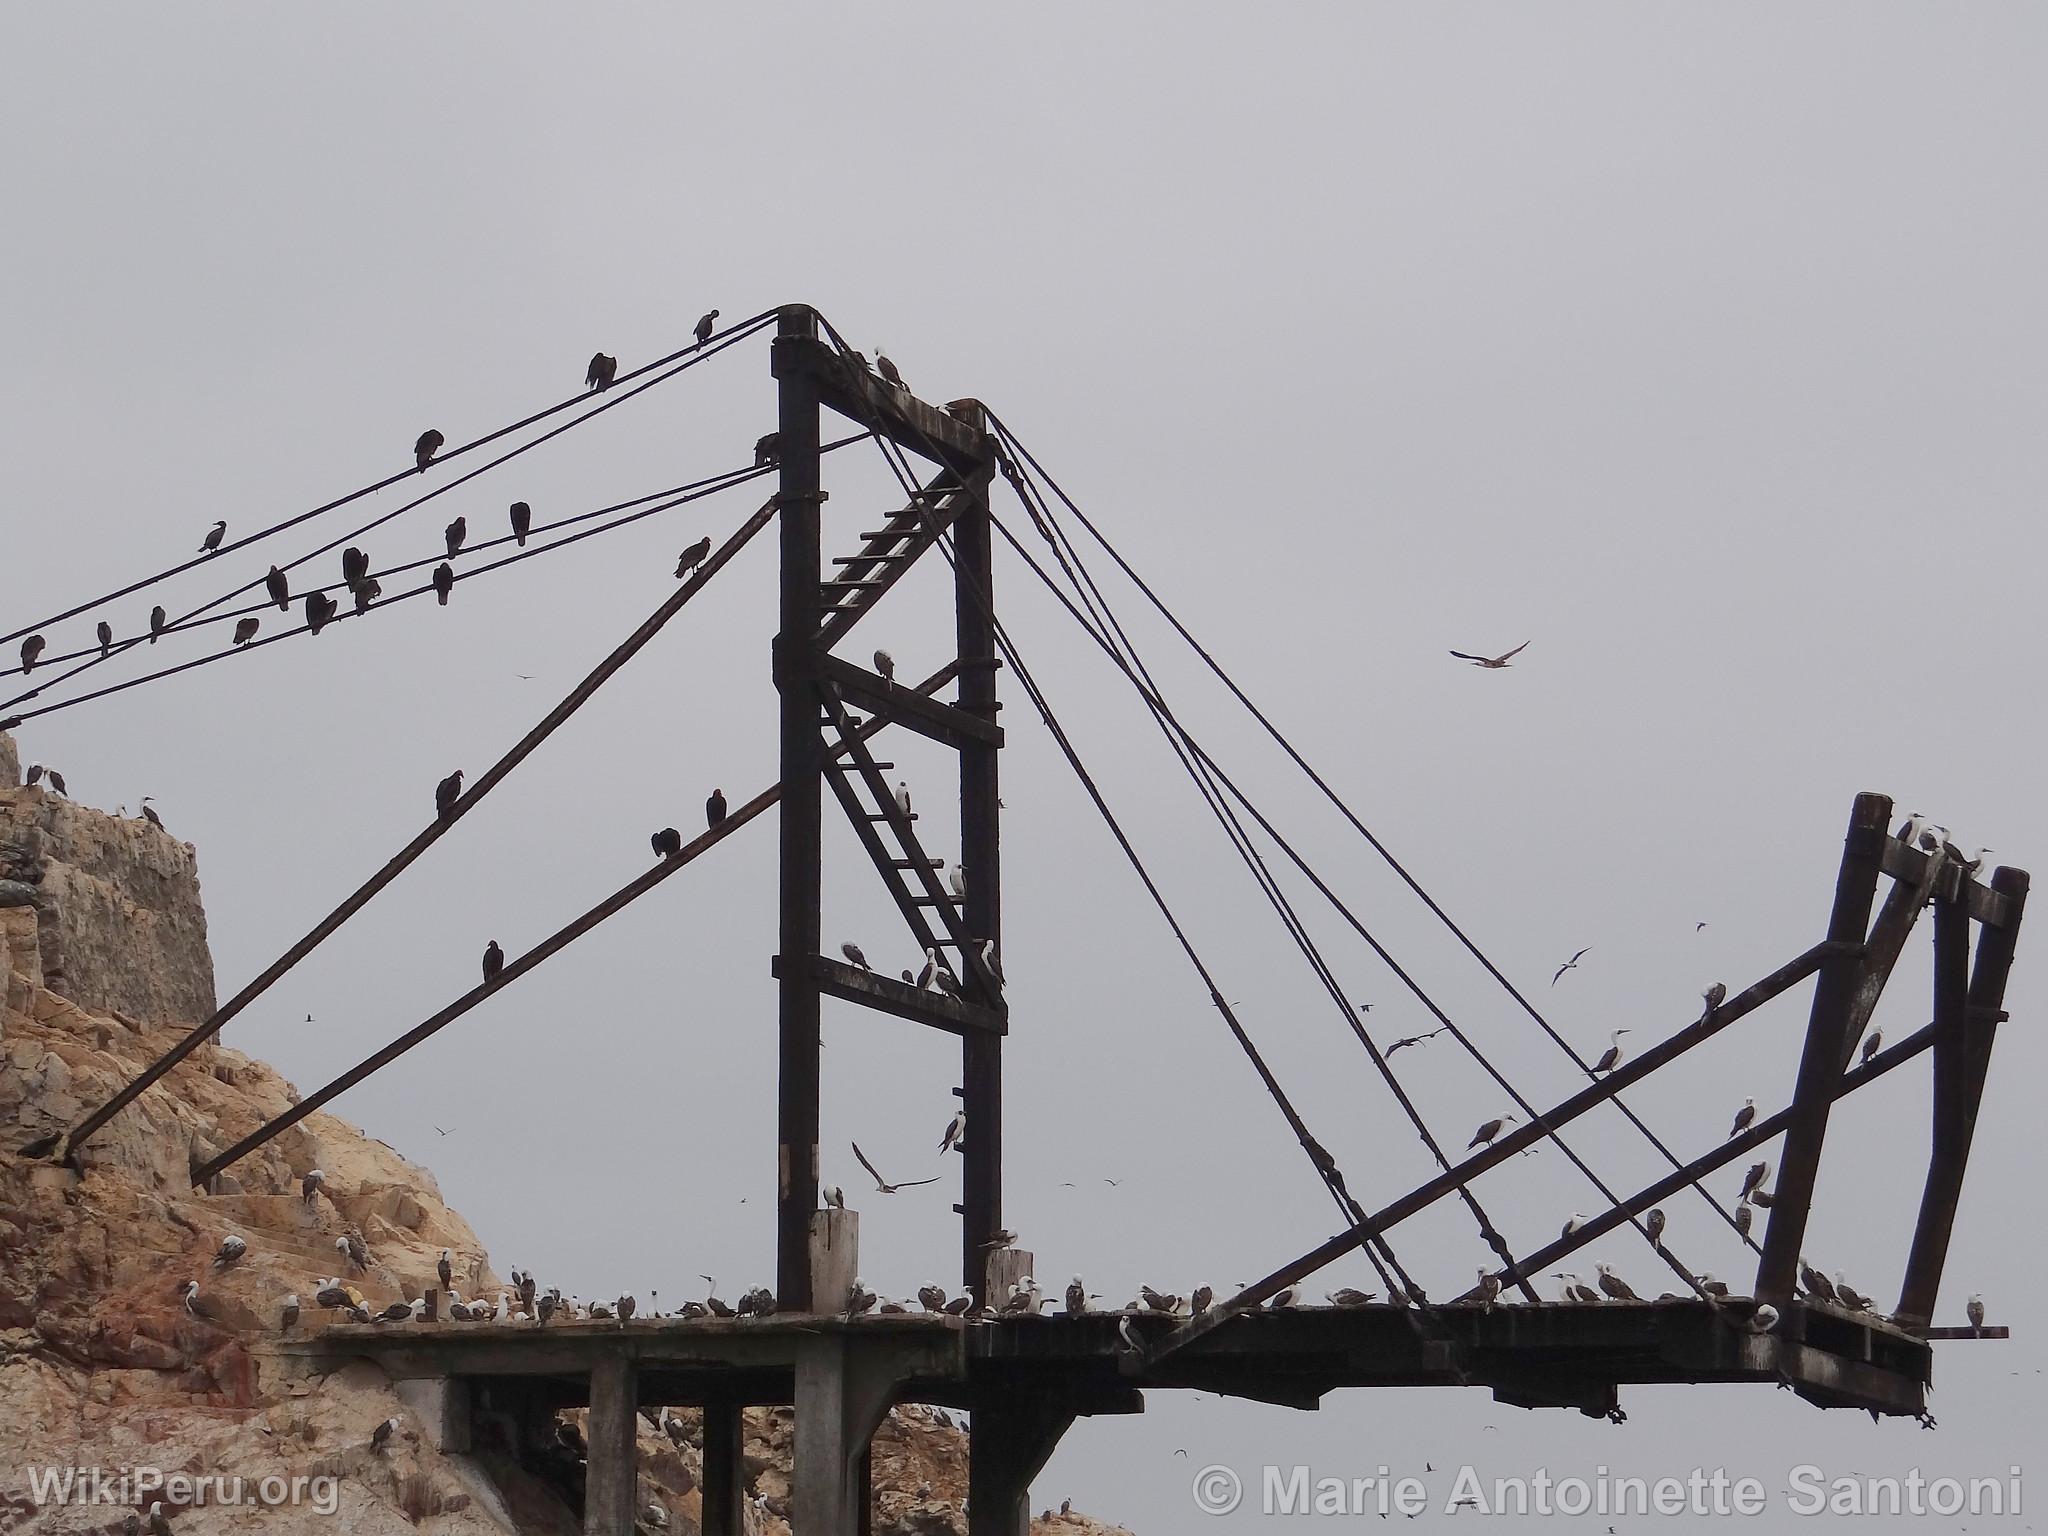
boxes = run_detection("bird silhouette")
[1449,640,1530,669]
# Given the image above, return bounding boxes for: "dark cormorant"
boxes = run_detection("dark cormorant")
[265,565,290,611]
[432,562,455,605]
[414,429,444,471]
[585,353,617,391]
[510,501,531,546]
[706,788,727,827]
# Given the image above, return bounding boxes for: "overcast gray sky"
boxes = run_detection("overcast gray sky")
[5,6,2044,1529]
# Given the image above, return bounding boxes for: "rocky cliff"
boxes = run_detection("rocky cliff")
[0,733,1128,1536]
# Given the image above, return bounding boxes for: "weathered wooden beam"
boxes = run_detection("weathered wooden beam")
[1880,838,2014,928]
[774,954,1006,1037]
[771,330,992,475]
[1756,792,1894,1305]
[1921,1325,2012,1340]
[1895,866,2028,1327]
[814,651,1003,751]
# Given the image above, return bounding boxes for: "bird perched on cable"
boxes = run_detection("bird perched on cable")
[694,309,719,348]
[304,592,337,635]
[586,352,617,391]
[149,605,168,643]
[675,536,711,579]
[342,547,369,589]
[198,520,228,554]
[1448,640,1529,669]
[353,577,381,614]
[873,648,895,685]
[431,563,454,605]
[1552,946,1590,986]
[875,352,905,390]
[482,941,504,984]
[232,618,260,647]
[1733,1199,1754,1238]
[652,827,683,859]
[435,769,464,819]
[754,431,780,467]
[444,517,467,560]
[1592,1028,1629,1074]
[96,621,113,657]
[265,565,290,611]
[415,430,444,471]
[706,788,727,828]
[1468,1112,1517,1150]
[508,501,532,547]
[1729,1097,1756,1138]
[19,635,44,674]
[840,941,870,972]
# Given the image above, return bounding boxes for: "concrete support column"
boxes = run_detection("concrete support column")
[793,1338,897,1536]
[968,1398,1075,1536]
[394,1377,472,1453]
[701,1402,745,1536]
[585,1354,639,1536]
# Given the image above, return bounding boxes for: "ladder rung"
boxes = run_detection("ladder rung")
[823,579,892,590]
[858,527,919,541]
[912,896,960,907]
[865,812,918,821]
[834,552,909,565]
[891,858,942,869]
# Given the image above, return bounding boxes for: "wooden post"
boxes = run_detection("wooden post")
[1756,792,1891,1305]
[584,1354,639,1536]
[774,305,825,1312]
[701,1402,745,1536]
[951,401,1004,1302]
[1896,867,2028,1327]
[986,1248,1036,1308]
[811,1208,860,1315]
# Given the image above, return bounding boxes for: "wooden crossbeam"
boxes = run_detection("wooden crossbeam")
[1880,838,2015,927]
[771,331,992,476]
[774,954,1005,1037]
[815,651,1003,751]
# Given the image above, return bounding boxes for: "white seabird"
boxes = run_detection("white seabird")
[846,1277,878,1318]
[1728,1097,1756,1137]
[1064,1277,1091,1316]
[1326,1287,1376,1307]
[1750,1303,1780,1333]
[1269,1284,1300,1310]
[1740,1159,1770,1199]
[895,780,912,816]
[1562,1213,1588,1242]
[822,1184,846,1210]
[939,1110,967,1154]
[918,1283,949,1313]
[1697,1274,1730,1299]
[1554,1272,1600,1304]
[1117,1315,1143,1353]
[1592,1029,1630,1075]
[1190,1284,1214,1314]
[180,1280,200,1315]
[948,862,967,900]
[1468,1113,1518,1150]
[1701,982,1728,1020]
[1595,1263,1638,1301]
[281,1294,299,1329]
[438,1249,454,1291]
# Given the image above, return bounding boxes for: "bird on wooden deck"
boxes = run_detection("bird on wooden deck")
[149,605,168,642]
[509,501,532,547]
[1644,1208,1666,1246]
[1750,1304,1780,1333]
[585,352,617,391]
[1729,1097,1756,1137]
[198,519,228,554]
[1800,1261,1838,1305]
[414,429,444,471]
[18,635,44,674]
[1592,1028,1630,1074]
[482,941,505,983]
[435,769,464,819]
[1474,1268,1502,1310]
[1595,1263,1638,1301]
[1063,1277,1093,1316]
[1552,947,1591,986]
[754,432,780,467]
[939,1110,967,1154]
[846,1278,878,1318]
[706,788,727,828]
[1860,1028,1883,1066]
[96,620,113,657]
[1739,1159,1770,1200]
[265,565,290,611]
[652,827,682,859]
[853,1141,938,1194]
[305,592,337,634]
[1834,1273,1872,1311]
[1967,1294,1986,1333]
[694,309,719,348]
[840,941,870,972]
[873,648,895,684]
[1701,982,1728,1021]
[1326,1287,1376,1307]
[232,618,259,647]
[1468,1113,1517,1150]
[1448,640,1529,669]
[1554,1272,1600,1304]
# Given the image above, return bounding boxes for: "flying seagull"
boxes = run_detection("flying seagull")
[1591,1028,1630,1074]
[435,769,465,819]
[652,827,683,858]
[694,309,720,348]
[482,941,505,983]
[851,1143,942,1195]
[414,429,444,471]
[1448,640,1530,669]
[1387,1026,1448,1055]
[675,536,711,579]
[432,563,454,605]
[509,501,532,546]
[586,352,617,391]
[706,788,727,827]
[1468,1112,1518,1149]
[265,565,290,611]
[198,520,228,554]
[232,617,260,647]
[1552,946,1591,986]
[1729,1097,1756,1138]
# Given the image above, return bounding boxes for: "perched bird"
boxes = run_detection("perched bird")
[213,1234,247,1269]
[232,617,260,647]
[1750,1186,1775,1209]
[198,520,228,554]
[1448,640,1529,669]
[435,769,465,818]
[304,592,337,634]
[1739,1159,1770,1199]
[754,431,780,467]
[265,565,290,611]
[509,501,532,547]
[675,535,711,579]
[375,1300,414,1323]
[340,1230,369,1272]
[1140,1285,1178,1313]
[1326,1287,1376,1307]
[895,780,912,816]
[1834,1273,1871,1311]
[1697,1274,1730,1299]
[314,1282,354,1310]
[822,1185,845,1210]
[1555,1272,1601,1304]
[1644,1208,1667,1246]
[1269,1284,1300,1310]
[148,1502,173,1536]
[949,862,967,900]
[149,605,168,642]
[47,769,66,796]
[652,827,683,858]
[1799,1260,1838,1305]
[586,352,618,391]
[414,430,444,471]
[24,764,43,787]
[1474,1268,1502,1309]
[1859,1028,1883,1066]
[180,1279,201,1315]
[353,577,382,614]
[342,547,370,589]
[873,648,895,684]
[1552,946,1591,986]
[96,620,113,657]
[1562,1213,1588,1242]
[1733,1200,1754,1238]
[17,633,51,676]
[1729,1097,1757,1137]
[942,1294,973,1316]
[281,1294,300,1329]
[443,517,467,560]
[1468,1113,1518,1150]
[694,309,720,347]
[1701,982,1728,1020]
[706,788,727,827]
[438,1249,454,1291]
[918,1283,950,1313]
[1595,1263,1638,1301]
[1063,1278,1091,1316]
[1592,1028,1630,1074]
[140,799,164,829]
[371,1416,400,1452]
[875,352,905,389]
[846,1277,877,1317]
[840,941,870,971]
[700,1276,735,1318]
[641,1502,666,1529]
[1967,1293,1986,1334]
[852,1140,937,1194]
[482,941,505,983]
[939,1109,967,1153]
[1750,1303,1780,1333]
[1117,1315,1143,1353]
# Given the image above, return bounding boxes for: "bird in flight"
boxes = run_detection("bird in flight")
[851,1141,939,1195]
[1552,946,1591,986]
[1448,640,1530,669]
[1387,1026,1448,1055]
